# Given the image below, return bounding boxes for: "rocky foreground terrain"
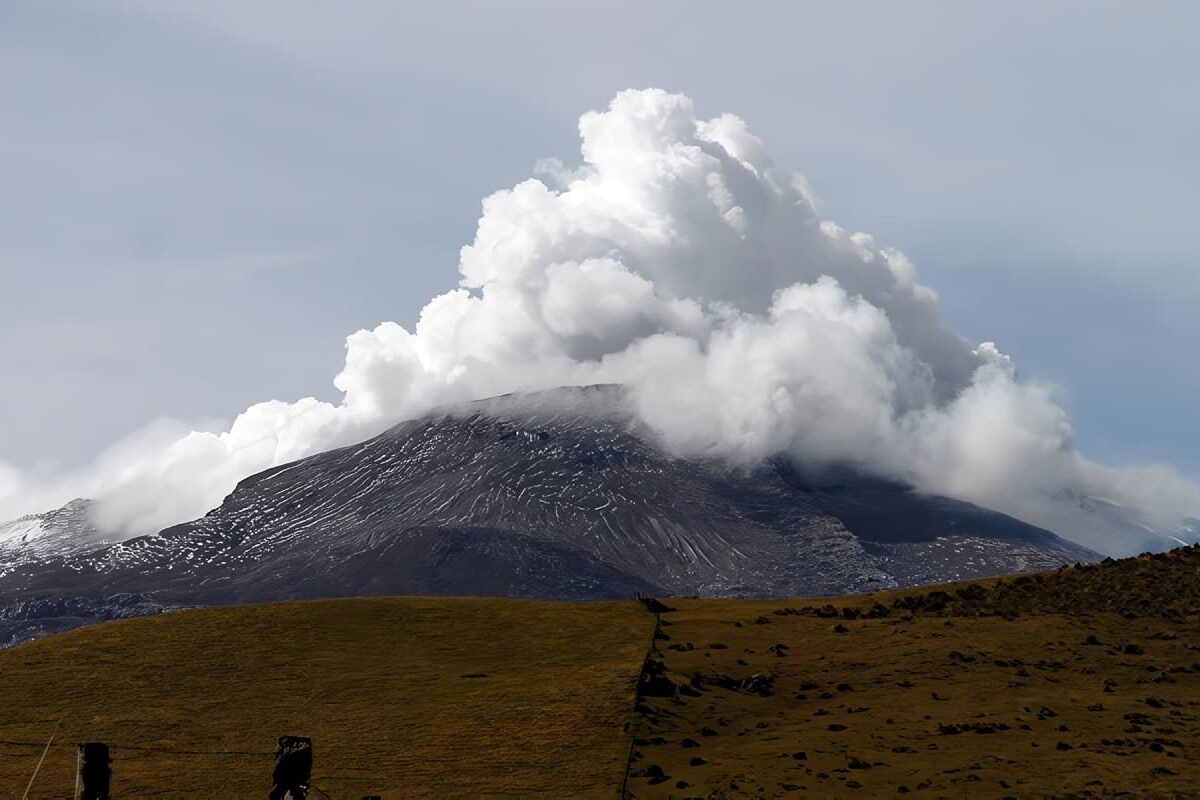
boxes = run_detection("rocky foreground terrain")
[628,546,1200,797]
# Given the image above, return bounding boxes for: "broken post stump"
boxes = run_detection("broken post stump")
[75,742,111,800]
[269,735,312,800]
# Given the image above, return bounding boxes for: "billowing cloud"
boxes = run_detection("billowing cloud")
[2,89,1197,554]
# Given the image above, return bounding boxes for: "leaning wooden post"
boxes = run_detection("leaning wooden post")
[269,736,312,800]
[75,742,111,800]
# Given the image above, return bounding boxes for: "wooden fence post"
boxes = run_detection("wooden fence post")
[75,742,111,800]
[269,735,312,800]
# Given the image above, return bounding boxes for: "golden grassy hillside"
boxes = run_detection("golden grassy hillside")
[627,546,1200,798]
[0,597,654,799]
[628,601,1200,798]
[3,545,1200,799]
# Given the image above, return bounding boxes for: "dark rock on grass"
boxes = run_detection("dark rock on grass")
[865,602,892,618]
[637,764,668,784]
[638,658,677,698]
[939,722,1011,735]
[709,672,775,697]
[633,737,667,746]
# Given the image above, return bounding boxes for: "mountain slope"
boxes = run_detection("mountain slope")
[0,498,113,577]
[0,386,1095,645]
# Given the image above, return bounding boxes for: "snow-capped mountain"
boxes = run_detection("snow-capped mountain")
[1055,490,1200,552]
[0,498,118,577]
[0,386,1097,646]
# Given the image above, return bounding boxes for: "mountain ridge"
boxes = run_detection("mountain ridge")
[0,385,1095,646]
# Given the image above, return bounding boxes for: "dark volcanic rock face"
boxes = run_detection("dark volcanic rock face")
[0,386,1095,645]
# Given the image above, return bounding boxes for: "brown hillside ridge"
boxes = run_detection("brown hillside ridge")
[1,545,1199,798]
[628,545,1200,798]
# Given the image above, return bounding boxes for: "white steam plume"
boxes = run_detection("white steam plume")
[2,89,1197,554]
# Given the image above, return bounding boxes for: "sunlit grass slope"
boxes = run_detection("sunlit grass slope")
[0,597,654,799]
[628,547,1200,798]
[4,546,1200,799]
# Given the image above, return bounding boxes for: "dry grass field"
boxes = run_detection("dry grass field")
[627,604,1200,798]
[627,547,1200,799]
[3,546,1200,798]
[0,597,653,799]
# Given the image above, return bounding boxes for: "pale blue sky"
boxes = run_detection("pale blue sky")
[2,1,1197,482]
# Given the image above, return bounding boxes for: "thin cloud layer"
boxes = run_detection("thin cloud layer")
[3,89,1197,554]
